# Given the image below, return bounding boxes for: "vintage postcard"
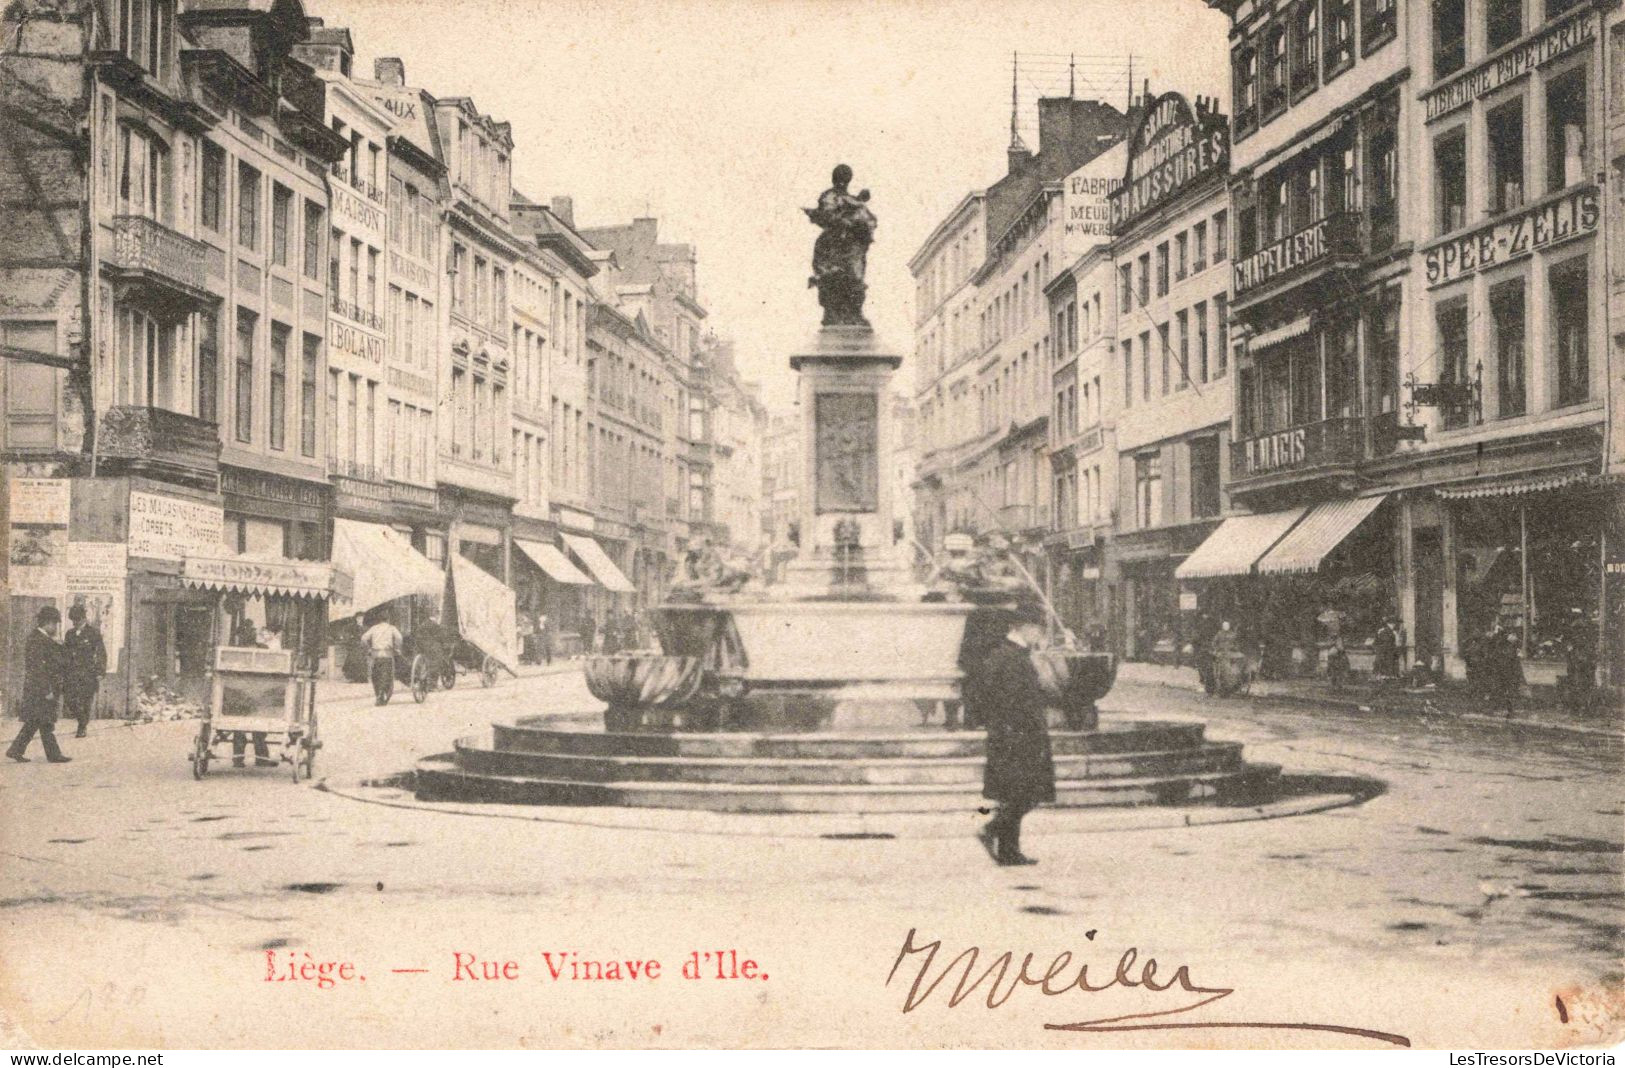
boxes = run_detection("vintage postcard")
[1,0,1623,1052]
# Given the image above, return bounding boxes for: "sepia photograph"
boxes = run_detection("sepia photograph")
[0,0,1623,1053]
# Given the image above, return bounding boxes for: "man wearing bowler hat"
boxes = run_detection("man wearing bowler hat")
[7,606,71,763]
[975,599,1055,866]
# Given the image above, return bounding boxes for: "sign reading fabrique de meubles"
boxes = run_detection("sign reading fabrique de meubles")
[1108,92,1228,233]
[1423,185,1598,286]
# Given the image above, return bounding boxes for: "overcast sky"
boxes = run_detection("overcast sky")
[319,0,1230,410]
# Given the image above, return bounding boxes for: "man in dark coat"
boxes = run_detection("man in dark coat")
[975,601,1055,866]
[7,606,71,763]
[62,604,107,738]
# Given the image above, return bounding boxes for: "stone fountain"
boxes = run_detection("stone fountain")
[415,165,1280,813]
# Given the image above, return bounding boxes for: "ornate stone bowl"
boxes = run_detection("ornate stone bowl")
[1032,649,1118,731]
[584,654,704,732]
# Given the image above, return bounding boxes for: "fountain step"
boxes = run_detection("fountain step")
[451,738,1246,786]
[413,757,1282,813]
[493,719,1208,760]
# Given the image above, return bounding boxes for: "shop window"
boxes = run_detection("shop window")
[1292,0,1320,96]
[236,162,259,250]
[1362,0,1397,52]
[1234,45,1259,136]
[300,333,319,457]
[1436,299,1472,429]
[1546,69,1588,193]
[268,323,288,451]
[1155,242,1170,297]
[1551,256,1589,407]
[302,201,323,281]
[1135,451,1163,529]
[1263,22,1289,117]
[2,322,59,451]
[1324,0,1354,76]
[1487,0,1522,52]
[197,310,218,424]
[1490,279,1526,418]
[270,184,291,267]
[1486,99,1525,215]
[1433,0,1466,79]
[1190,436,1221,519]
[234,308,255,443]
[200,141,224,232]
[1435,129,1467,233]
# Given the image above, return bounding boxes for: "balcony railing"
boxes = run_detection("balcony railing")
[1232,211,1362,299]
[330,294,384,332]
[998,502,1040,531]
[96,405,221,485]
[108,215,209,299]
[1231,415,1365,482]
[327,457,385,482]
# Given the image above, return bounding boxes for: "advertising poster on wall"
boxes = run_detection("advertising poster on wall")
[8,477,70,598]
[63,542,127,673]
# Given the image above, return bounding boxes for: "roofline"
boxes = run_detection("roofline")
[907,190,987,275]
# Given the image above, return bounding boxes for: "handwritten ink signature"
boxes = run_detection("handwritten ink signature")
[886,927,1411,1047]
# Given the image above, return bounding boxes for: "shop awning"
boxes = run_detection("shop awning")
[449,555,517,670]
[1174,507,1308,580]
[563,533,637,594]
[1249,315,1313,352]
[330,518,445,619]
[514,538,594,585]
[1256,494,1387,575]
[181,553,350,600]
[1433,469,1595,500]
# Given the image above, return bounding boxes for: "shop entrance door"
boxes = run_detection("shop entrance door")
[1414,527,1444,673]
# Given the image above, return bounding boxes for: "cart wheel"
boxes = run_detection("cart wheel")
[303,741,317,781]
[481,655,497,688]
[191,735,210,780]
[410,654,430,703]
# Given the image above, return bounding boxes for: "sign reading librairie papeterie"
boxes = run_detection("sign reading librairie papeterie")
[1422,8,1596,122]
[1423,186,1598,286]
[128,491,225,561]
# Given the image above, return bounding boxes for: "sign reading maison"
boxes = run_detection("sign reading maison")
[1423,9,1596,122]
[1109,92,1228,233]
[1423,186,1599,286]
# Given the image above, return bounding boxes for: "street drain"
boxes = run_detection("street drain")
[285,882,343,894]
[819,832,896,840]
[1021,905,1066,916]
[1469,836,1623,854]
[47,838,88,844]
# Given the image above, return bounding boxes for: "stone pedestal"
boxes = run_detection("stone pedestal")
[780,325,913,596]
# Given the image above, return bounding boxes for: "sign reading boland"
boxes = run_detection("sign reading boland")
[1108,92,1229,234]
[1424,186,1598,286]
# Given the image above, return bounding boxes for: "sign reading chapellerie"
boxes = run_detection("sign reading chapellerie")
[1424,186,1598,286]
[1423,8,1596,122]
[1109,92,1228,233]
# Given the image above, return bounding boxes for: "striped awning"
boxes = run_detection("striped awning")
[563,533,637,594]
[1174,507,1308,580]
[182,553,350,601]
[1433,469,1595,500]
[1248,315,1314,352]
[514,539,593,585]
[1256,495,1387,575]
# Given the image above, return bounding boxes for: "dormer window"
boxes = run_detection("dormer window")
[118,0,174,80]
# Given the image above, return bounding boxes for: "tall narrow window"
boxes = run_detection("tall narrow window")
[1435,129,1467,233]
[1195,301,1209,383]
[270,184,292,267]
[1552,256,1590,407]
[328,227,341,297]
[1436,300,1471,429]
[1159,322,1171,395]
[1123,338,1134,408]
[1324,0,1354,74]
[1487,99,1525,215]
[1491,279,1526,419]
[1546,69,1588,193]
[236,162,259,249]
[300,332,319,457]
[348,238,361,307]
[1292,0,1319,94]
[1487,0,1521,51]
[303,201,323,281]
[269,323,288,450]
[1234,45,1259,135]
[197,310,218,423]
[1140,330,1152,402]
[234,308,255,443]
[1176,309,1190,390]
[1214,293,1229,378]
[1264,22,1289,115]
[1433,0,1466,79]
[1156,242,1170,296]
[200,141,224,232]
[366,248,379,316]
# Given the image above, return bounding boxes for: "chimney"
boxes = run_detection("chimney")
[374,57,406,86]
[1007,142,1034,176]
[1037,97,1074,158]
[550,196,574,227]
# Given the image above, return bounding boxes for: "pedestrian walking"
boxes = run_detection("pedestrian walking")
[974,601,1055,867]
[6,606,71,763]
[536,613,553,665]
[358,613,403,705]
[1372,617,1399,680]
[62,604,107,738]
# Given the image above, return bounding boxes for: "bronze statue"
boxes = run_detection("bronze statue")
[805,164,876,327]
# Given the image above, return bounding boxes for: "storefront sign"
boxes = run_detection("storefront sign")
[221,469,329,510]
[329,318,384,368]
[1240,427,1308,476]
[389,250,435,291]
[1179,590,1199,611]
[1424,186,1598,286]
[64,542,126,672]
[10,478,70,525]
[1233,215,1353,295]
[331,182,384,235]
[1061,143,1124,258]
[181,555,336,598]
[1423,9,1597,122]
[128,491,225,561]
[1109,92,1229,233]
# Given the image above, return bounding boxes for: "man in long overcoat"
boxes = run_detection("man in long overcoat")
[7,606,71,763]
[975,601,1055,866]
[62,604,107,737]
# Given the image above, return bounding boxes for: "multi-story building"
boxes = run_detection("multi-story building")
[1106,92,1232,663]
[359,57,445,564]
[0,0,345,713]
[760,411,802,578]
[706,342,767,555]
